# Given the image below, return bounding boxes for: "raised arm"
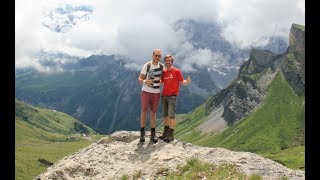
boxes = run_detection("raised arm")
[180,76,191,86]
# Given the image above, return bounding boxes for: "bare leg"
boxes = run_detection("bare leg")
[150,111,156,128]
[163,116,170,126]
[169,117,176,129]
[140,110,147,128]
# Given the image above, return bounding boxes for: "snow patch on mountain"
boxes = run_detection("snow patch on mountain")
[42,4,93,33]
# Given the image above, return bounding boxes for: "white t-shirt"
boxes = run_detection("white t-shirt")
[140,61,163,93]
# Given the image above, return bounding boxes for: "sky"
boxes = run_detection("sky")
[15,0,305,72]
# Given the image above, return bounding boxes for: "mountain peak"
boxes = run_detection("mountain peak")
[203,23,304,134]
[281,23,305,95]
[242,48,278,74]
[36,131,304,179]
[289,23,305,54]
[292,23,305,32]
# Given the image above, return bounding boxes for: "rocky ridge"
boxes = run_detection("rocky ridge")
[36,131,304,180]
[202,23,304,132]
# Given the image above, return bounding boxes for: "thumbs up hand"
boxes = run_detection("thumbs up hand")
[186,76,191,84]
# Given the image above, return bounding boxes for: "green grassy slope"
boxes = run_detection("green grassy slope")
[15,99,105,180]
[173,72,304,170]
[174,104,208,142]
[156,104,208,143]
[122,158,264,180]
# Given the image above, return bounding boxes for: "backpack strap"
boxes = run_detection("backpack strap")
[146,61,163,74]
[146,62,151,74]
[159,63,164,71]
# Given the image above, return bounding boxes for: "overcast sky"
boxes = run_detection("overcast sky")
[15,0,305,72]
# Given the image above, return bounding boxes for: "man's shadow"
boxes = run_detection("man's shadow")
[128,134,166,163]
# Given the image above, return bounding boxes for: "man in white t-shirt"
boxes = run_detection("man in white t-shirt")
[137,49,164,143]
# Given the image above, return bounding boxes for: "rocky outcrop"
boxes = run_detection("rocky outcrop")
[242,49,278,74]
[203,23,305,131]
[281,24,305,95]
[206,49,280,126]
[288,24,305,57]
[36,131,304,180]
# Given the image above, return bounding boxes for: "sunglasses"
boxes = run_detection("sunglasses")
[154,54,161,58]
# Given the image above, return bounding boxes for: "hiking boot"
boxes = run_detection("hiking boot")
[159,126,169,140]
[164,129,174,143]
[150,129,158,143]
[140,130,145,142]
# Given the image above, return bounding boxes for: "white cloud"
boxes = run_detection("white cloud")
[123,62,141,71]
[15,0,305,71]
[216,0,305,49]
[297,0,305,14]
[172,42,231,72]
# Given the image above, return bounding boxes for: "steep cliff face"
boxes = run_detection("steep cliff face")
[281,24,305,95]
[203,23,305,130]
[206,49,280,126]
[288,24,305,56]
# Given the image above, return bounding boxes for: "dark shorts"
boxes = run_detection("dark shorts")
[162,95,177,118]
[141,91,160,113]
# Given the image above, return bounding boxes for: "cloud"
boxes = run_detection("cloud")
[15,0,304,72]
[173,42,231,72]
[216,0,305,49]
[41,4,93,33]
[123,62,141,71]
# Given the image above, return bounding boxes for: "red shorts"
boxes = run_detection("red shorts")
[141,91,160,113]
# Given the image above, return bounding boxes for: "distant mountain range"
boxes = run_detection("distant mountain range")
[15,19,289,134]
[15,55,220,134]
